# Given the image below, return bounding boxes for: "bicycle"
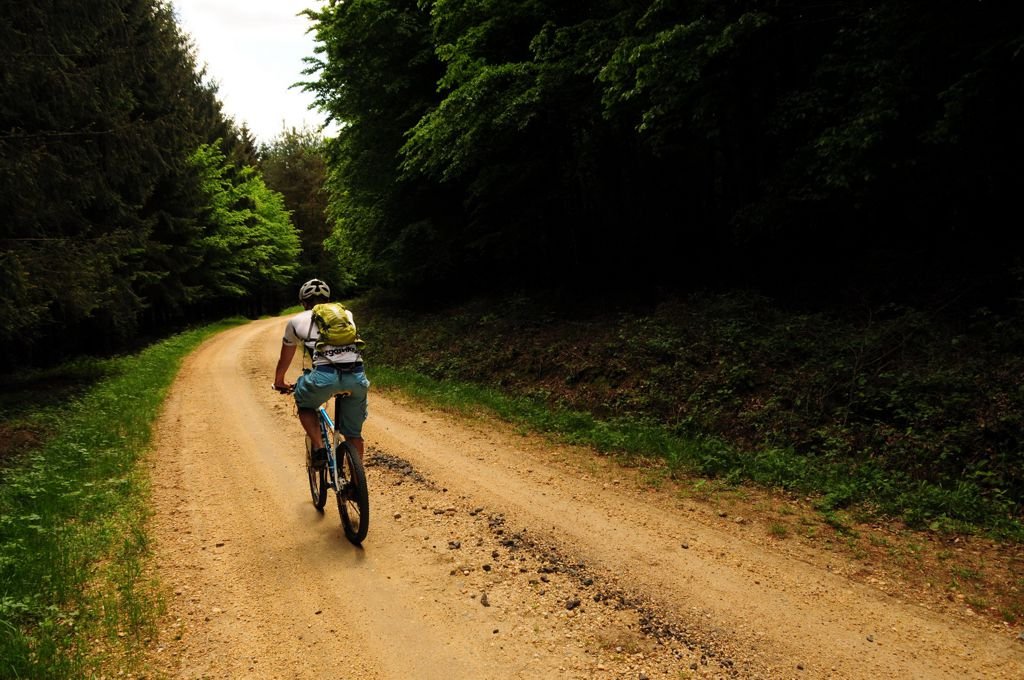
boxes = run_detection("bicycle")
[276,386,370,545]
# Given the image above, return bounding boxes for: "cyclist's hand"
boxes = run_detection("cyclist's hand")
[272,382,294,394]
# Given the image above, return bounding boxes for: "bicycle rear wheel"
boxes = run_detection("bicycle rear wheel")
[305,435,327,510]
[336,440,369,544]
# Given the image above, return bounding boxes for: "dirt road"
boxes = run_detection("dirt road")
[145,318,1024,678]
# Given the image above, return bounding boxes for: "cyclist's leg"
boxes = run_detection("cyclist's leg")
[297,408,323,448]
[294,368,344,449]
[336,371,370,461]
[347,436,365,459]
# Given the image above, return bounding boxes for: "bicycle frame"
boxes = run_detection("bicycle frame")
[316,403,341,489]
[278,381,368,544]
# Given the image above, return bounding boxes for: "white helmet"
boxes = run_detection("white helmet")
[298,278,330,301]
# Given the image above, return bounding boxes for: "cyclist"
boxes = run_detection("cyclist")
[272,278,369,468]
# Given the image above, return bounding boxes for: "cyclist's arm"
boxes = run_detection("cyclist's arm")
[274,342,297,391]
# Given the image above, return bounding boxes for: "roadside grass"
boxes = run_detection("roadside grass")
[0,359,119,469]
[0,318,246,678]
[370,364,1024,542]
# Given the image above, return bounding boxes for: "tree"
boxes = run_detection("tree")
[0,0,211,355]
[0,0,301,367]
[259,128,335,285]
[227,123,261,168]
[189,142,302,313]
[301,0,458,295]
[597,1,1024,300]
[401,0,645,290]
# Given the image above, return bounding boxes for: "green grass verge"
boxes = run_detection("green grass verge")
[372,363,1024,541]
[0,317,248,678]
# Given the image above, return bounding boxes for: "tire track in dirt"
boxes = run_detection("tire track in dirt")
[144,318,1024,678]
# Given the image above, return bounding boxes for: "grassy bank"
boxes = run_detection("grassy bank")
[359,291,1024,540]
[0,318,246,678]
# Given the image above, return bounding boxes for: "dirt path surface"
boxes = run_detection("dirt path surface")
[145,319,1024,679]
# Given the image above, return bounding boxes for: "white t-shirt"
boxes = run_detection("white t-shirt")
[282,309,362,365]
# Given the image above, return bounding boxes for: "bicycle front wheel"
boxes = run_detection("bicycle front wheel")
[336,441,369,544]
[305,435,327,510]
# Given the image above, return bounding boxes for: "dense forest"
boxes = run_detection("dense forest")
[0,1,322,370]
[302,0,1023,307]
[4,0,1022,366]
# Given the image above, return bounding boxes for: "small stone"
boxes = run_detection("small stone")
[681,543,689,549]
[448,541,461,550]
[483,564,492,571]
[867,635,874,643]
[718,511,728,518]
[480,593,490,607]
[394,513,402,520]
[566,598,581,611]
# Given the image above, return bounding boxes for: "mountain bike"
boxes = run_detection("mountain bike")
[276,386,370,545]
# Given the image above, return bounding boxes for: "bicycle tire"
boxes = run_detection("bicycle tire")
[305,435,327,510]
[336,440,369,544]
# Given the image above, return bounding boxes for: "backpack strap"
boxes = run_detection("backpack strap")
[304,313,316,361]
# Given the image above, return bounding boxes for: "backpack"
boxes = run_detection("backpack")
[309,302,363,349]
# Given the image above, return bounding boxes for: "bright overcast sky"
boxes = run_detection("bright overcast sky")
[171,0,335,143]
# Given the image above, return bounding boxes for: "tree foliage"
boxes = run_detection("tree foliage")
[0,0,306,368]
[190,143,300,303]
[259,128,336,284]
[303,0,1024,304]
[302,0,454,295]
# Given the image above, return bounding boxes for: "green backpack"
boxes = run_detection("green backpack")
[310,302,363,349]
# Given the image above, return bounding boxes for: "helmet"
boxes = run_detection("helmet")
[298,278,330,301]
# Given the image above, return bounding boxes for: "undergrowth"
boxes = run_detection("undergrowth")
[360,291,1024,540]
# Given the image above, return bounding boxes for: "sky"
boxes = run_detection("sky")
[171,0,335,144]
